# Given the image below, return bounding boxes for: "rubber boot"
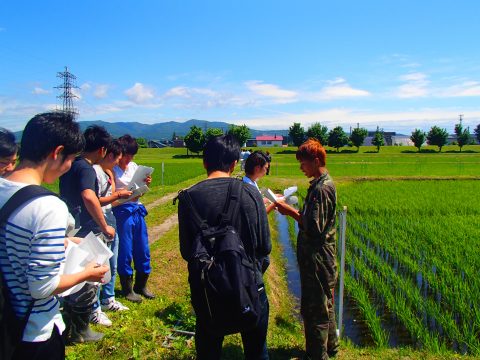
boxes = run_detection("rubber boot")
[119,275,143,303]
[133,272,156,299]
[64,305,104,344]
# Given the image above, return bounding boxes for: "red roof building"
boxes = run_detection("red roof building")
[255,135,283,147]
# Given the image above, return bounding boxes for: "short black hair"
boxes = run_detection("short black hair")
[106,139,123,157]
[19,112,85,163]
[83,125,112,152]
[245,151,268,175]
[203,134,240,173]
[0,128,18,157]
[118,134,138,156]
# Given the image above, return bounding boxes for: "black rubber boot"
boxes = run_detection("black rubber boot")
[64,305,104,344]
[119,275,143,303]
[133,272,156,299]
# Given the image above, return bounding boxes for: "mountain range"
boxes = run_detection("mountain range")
[14,119,288,141]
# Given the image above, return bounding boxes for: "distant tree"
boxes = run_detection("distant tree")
[136,137,148,148]
[410,128,426,152]
[306,123,328,145]
[349,126,368,152]
[454,122,471,152]
[171,131,177,141]
[371,126,385,152]
[289,122,306,146]
[227,124,250,146]
[205,127,223,141]
[327,126,349,152]
[427,126,448,152]
[184,125,205,154]
[475,124,480,143]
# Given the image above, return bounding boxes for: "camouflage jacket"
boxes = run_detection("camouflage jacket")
[298,172,337,249]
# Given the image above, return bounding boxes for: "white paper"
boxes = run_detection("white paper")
[116,184,150,204]
[58,233,113,297]
[128,165,154,190]
[58,240,89,296]
[283,186,297,198]
[263,188,278,204]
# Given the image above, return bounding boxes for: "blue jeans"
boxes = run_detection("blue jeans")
[94,232,119,309]
[194,288,269,360]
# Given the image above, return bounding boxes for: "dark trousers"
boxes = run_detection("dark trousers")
[195,289,269,360]
[12,325,64,360]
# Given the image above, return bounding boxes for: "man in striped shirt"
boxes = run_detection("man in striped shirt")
[0,112,109,360]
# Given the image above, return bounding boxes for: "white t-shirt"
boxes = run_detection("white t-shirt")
[93,164,116,226]
[0,178,68,341]
[113,162,140,204]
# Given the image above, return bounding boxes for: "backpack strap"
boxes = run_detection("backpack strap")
[179,179,243,230]
[0,185,57,224]
[178,189,208,231]
[0,185,57,325]
[218,179,243,227]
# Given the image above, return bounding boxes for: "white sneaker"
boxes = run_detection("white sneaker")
[101,298,130,312]
[90,308,112,327]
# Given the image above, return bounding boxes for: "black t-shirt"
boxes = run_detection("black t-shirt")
[178,177,271,284]
[59,156,100,235]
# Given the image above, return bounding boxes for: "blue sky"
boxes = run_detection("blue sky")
[1,1,480,134]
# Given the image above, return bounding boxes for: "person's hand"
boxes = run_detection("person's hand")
[103,225,115,239]
[64,236,82,248]
[116,189,133,199]
[144,175,152,186]
[275,199,291,216]
[84,261,109,283]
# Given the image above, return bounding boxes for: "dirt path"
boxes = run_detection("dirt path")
[145,192,178,211]
[144,192,180,244]
[148,213,178,244]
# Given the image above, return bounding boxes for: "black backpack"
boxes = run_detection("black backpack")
[0,185,57,359]
[179,180,261,335]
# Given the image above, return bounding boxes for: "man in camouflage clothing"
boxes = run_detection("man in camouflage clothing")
[276,138,339,359]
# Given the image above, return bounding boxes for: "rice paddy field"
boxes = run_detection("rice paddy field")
[64,144,480,359]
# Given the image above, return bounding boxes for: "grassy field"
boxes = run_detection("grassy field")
[64,144,480,359]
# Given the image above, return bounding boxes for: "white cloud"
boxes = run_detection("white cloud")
[438,81,480,97]
[165,86,217,98]
[396,72,429,98]
[233,107,480,133]
[125,83,155,103]
[71,88,82,100]
[310,78,370,100]
[245,81,297,103]
[94,84,110,99]
[32,87,50,95]
[80,83,91,91]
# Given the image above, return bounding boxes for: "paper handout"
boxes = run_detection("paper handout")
[116,184,150,204]
[128,165,154,190]
[59,232,113,297]
[262,186,298,206]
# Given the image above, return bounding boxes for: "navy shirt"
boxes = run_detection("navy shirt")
[59,156,100,236]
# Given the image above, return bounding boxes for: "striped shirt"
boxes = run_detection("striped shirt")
[0,178,68,342]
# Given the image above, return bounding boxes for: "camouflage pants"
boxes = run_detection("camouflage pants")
[298,242,339,360]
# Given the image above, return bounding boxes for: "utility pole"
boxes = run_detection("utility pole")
[459,114,463,125]
[55,66,79,119]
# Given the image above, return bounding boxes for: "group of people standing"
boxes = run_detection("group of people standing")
[0,112,154,359]
[1,113,339,360]
[179,136,339,360]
